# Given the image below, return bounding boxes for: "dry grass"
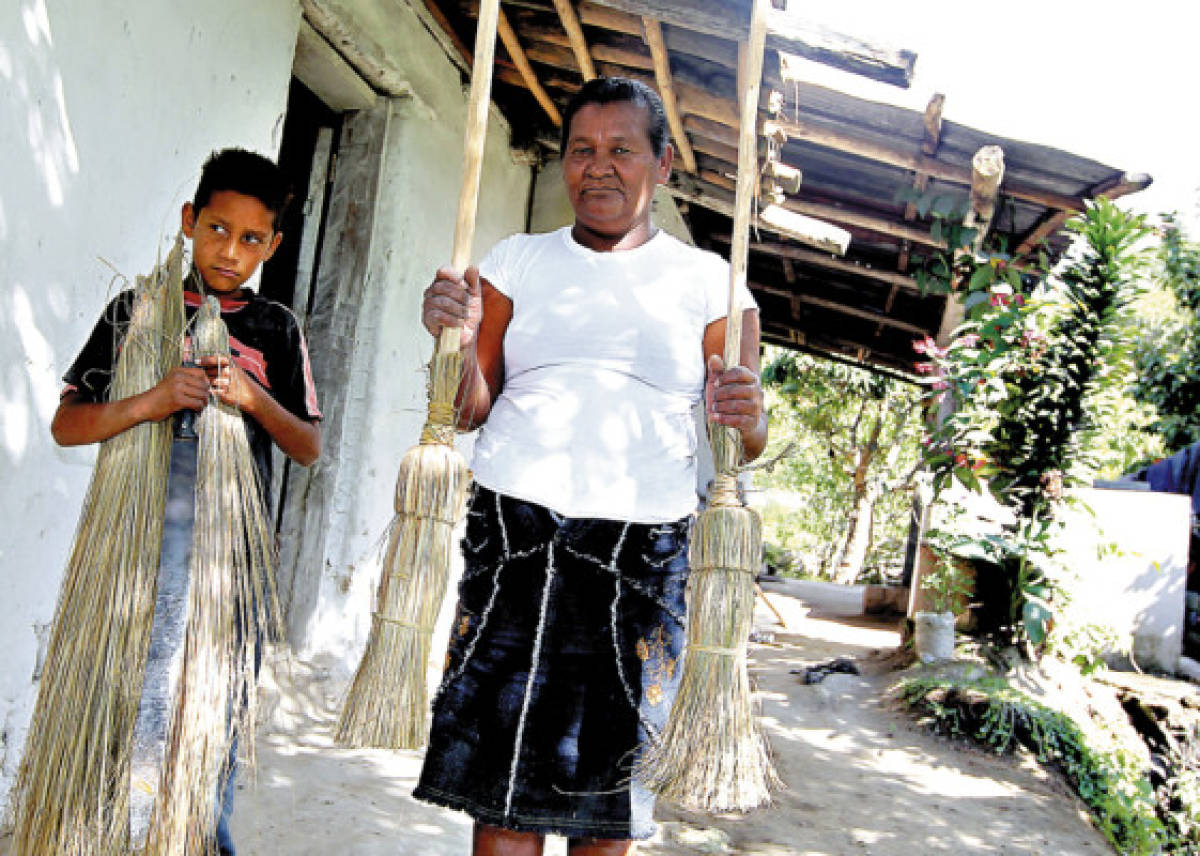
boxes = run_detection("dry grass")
[335,350,471,750]
[8,240,185,855]
[141,296,282,855]
[8,252,282,856]
[637,428,779,813]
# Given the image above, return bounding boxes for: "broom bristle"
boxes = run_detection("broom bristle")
[141,297,282,855]
[335,441,471,749]
[636,503,780,813]
[8,239,185,855]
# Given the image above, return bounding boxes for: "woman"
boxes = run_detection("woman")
[414,77,766,856]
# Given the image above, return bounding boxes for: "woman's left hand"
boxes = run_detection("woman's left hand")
[704,354,764,438]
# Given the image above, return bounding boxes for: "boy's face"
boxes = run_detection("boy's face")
[181,189,283,293]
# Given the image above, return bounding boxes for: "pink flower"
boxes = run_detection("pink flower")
[914,362,934,375]
[931,379,949,390]
[913,335,946,359]
[958,333,980,347]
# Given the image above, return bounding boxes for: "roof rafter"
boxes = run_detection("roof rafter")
[641,17,698,173]
[498,7,563,125]
[583,0,915,87]
[551,0,597,78]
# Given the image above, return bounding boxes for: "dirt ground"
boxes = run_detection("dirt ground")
[215,580,1112,856]
[0,581,1112,856]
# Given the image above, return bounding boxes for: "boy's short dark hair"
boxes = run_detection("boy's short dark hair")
[192,148,292,231]
[560,77,670,159]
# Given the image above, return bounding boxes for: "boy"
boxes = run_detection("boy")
[51,147,322,853]
[54,147,321,473]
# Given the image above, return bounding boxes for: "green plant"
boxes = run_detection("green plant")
[919,199,1151,652]
[896,674,1167,854]
[1044,618,1121,677]
[1132,214,1200,453]
[759,350,924,584]
[920,554,971,614]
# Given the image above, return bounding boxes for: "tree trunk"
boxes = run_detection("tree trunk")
[833,480,879,584]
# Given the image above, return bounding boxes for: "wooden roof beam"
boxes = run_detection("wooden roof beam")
[497,64,582,95]
[1014,171,1152,257]
[498,8,563,126]
[696,169,944,248]
[751,282,930,336]
[641,17,698,173]
[577,3,737,67]
[761,326,917,373]
[524,37,652,74]
[667,176,848,254]
[583,0,916,87]
[753,238,920,293]
[711,233,923,294]
[551,0,597,79]
[684,114,737,148]
[770,116,1086,213]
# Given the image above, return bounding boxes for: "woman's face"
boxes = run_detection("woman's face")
[562,100,673,242]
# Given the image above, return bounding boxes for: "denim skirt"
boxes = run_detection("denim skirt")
[413,484,690,839]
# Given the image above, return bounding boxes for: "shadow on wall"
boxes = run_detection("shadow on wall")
[0,0,84,475]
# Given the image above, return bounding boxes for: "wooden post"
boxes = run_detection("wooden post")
[934,145,1005,347]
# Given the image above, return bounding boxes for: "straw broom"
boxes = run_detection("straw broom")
[141,296,281,856]
[637,0,779,813]
[8,238,186,855]
[335,0,500,750]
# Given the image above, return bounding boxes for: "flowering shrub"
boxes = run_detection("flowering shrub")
[916,199,1150,650]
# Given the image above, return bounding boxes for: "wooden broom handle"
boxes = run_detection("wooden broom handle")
[724,0,770,368]
[438,0,502,356]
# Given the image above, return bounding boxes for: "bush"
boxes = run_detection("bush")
[897,673,1167,854]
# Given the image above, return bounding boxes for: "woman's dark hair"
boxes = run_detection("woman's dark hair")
[192,148,292,231]
[560,77,670,158]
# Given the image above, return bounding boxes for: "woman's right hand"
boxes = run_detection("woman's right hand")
[423,266,483,348]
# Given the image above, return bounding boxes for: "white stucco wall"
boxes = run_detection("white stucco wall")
[0,0,301,813]
[281,0,533,668]
[1056,487,1190,672]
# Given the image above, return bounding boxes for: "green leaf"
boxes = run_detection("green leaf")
[968,265,994,293]
[1022,599,1053,646]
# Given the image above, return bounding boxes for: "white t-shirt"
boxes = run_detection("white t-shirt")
[471,226,756,523]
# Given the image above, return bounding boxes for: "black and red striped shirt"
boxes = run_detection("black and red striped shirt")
[62,277,321,497]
